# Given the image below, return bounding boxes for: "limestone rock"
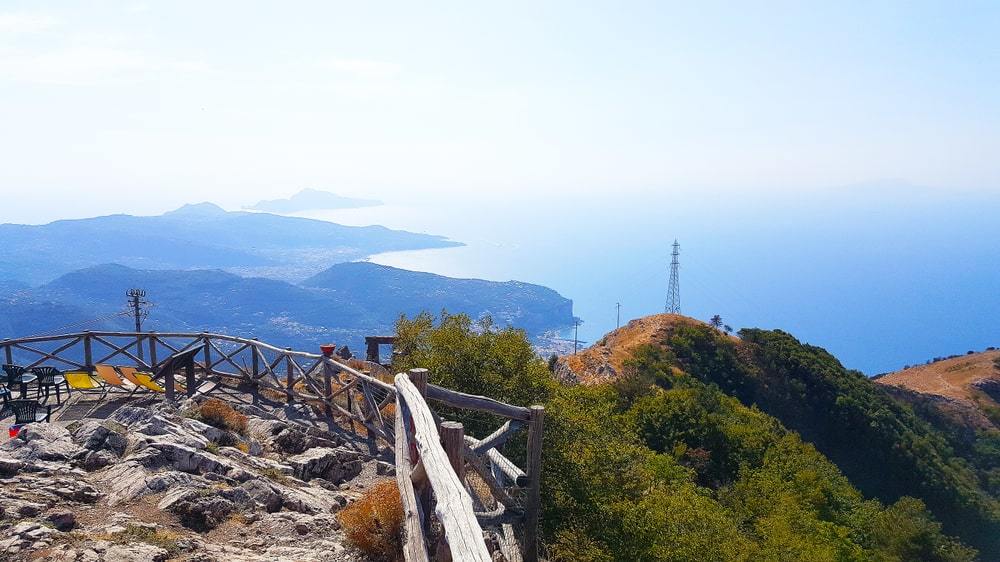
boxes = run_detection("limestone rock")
[2,424,84,463]
[46,510,76,531]
[286,447,362,484]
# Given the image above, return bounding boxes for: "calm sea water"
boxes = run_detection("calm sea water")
[296,190,1000,375]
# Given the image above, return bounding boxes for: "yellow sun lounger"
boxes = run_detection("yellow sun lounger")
[64,371,105,392]
[117,366,166,393]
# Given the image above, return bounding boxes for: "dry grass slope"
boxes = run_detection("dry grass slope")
[559,313,719,385]
[876,349,1000,428]
[876,350,1000,403]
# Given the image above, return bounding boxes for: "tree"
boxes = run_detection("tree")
[723,325,733,334]
[709,315,723,330]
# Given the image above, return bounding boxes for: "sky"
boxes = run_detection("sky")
[1,1,999,223]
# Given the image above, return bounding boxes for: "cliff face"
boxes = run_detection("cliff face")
[0,399,391,561]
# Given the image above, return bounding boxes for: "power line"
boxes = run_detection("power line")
[26,309,133,338]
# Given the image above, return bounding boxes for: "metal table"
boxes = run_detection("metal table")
[16,372,37,398]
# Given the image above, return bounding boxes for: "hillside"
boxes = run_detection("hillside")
[557,314,1000,558]
[0,203,458,284]
[556,313,712,384]
[397,313,982,561]
[876,350,1000,428]
[0,263,574,354]
[305,262,572,337]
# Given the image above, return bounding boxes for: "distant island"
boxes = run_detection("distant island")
[246,188,383,213]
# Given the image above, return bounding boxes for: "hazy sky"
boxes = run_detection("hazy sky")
[1,1,998,222]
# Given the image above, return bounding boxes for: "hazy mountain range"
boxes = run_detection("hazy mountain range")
[0,202,575,352]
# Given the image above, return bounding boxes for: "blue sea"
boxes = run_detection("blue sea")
[297,187,1000,375]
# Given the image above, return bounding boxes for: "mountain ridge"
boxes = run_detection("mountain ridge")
[556,313,1000,557]
[0,262,573,355]
[0,205,458,284]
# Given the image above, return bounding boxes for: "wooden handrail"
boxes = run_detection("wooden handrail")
[396,373,493,562]
[1,330,544,560]
[426,384,531,421]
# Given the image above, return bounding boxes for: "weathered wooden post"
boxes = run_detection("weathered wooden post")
[2,339,12,365]
[186,359,196,397]
[440,421,466,481]
[523,405,545,562]
[320,344,336,418]
[406,368,432,525]
[251,339,260,379]
[285,348,294,404]
[164,357,175,402]
[148,333,158,373]
[83,332,93,369]
[366,337,379,363]
[202,335,212,376]
[408,367,429,397]
[136,332,145,364]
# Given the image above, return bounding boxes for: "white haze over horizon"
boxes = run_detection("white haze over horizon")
[1,1,999,223]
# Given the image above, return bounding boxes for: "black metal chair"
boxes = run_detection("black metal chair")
[34,366,70,403]
[7,399,51,425]
[0,384,10,418]
[2,364,34,398]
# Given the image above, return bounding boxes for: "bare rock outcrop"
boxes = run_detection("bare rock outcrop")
[0,398,380,561]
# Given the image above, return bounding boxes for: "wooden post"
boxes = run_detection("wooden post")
[407,368,432,524]
[164,358,175,402]
[83,332,93,369]
[408,368,429,398]
[136,332,145,363]
[323,358,334,418]
[285,349,294,404]
[148,333,158,373]
[440,421,465,482]
[366,337,379,363]
[251,339,260,379]
[3,340,11,365]
[202,335,212,376]
[186,361,196,397]
[523,405,545,562]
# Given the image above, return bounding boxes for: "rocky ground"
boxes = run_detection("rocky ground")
[0,398,394,561]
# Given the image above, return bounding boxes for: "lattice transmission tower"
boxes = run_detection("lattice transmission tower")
[665,240,681,314]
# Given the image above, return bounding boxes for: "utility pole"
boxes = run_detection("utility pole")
[665,240,681,314]
[616,302,621,329]
[127,288,148,361]
[573,317,582,355]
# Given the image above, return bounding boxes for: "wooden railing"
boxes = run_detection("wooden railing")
[0,332,544,561]
[395,368,544,562]
[0,331,397,443]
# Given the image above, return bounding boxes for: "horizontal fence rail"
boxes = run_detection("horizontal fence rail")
[395,368,544,562]
[0,331,397,445]
[0,331,544,561]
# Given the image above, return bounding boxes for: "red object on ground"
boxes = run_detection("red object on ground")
[9,425,22,438]
[320,344,336,357]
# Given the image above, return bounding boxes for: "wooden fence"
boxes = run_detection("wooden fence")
[0,331,544,561]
